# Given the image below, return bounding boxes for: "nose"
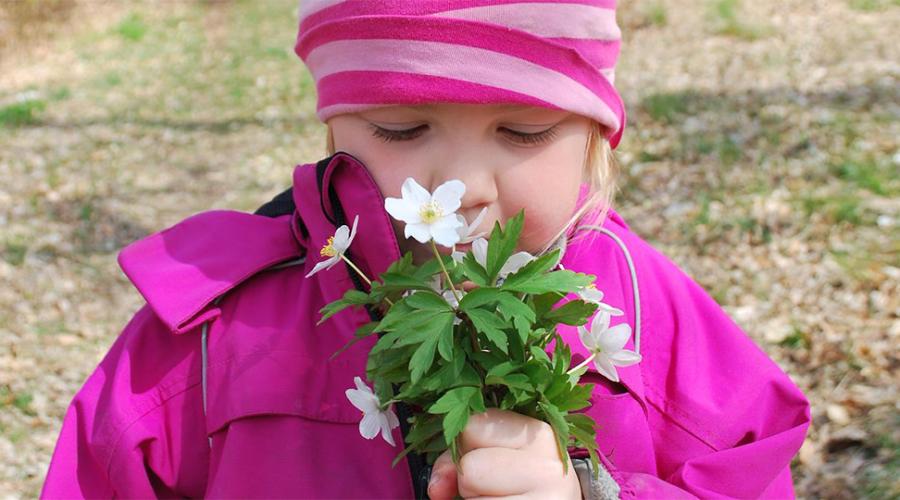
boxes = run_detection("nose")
[433,154,498,218]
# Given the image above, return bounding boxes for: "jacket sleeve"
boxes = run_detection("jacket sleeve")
[606,244,811,499]
[41,306,209,498]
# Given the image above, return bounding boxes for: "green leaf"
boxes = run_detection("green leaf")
[459,252,490,287]
[501,249,560,289]
[495,292,536,323]
[430,387,480,444]
[329,321,378,360]
[530,345,551,364]
[486,361,518,378]
[436,314,456,362]
[409,334,439,383]
[458,287,503,311]
[429,386,480,414]
[544,300,597,326]
[556,383,594,412]
[394,312,453,347]
[379,272,435,293]
[316,289,374,325]
[502,267,594,295]
[374,300,415,332]
[466,308,508,354]
[485,373,533,391]
[406,290,453,312]
[486,211,524,284]
[538,401,571,474]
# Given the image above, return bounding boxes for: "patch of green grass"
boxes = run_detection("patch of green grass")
[779,327,810,349]
[830,156,899,196]
[50,86,71,101]
[646,2,668,26]
[637,151,664,162]
[0,97,46,126]
[103,71,123,87]
[707,0,771,40]
[848,0,900,11]
[0,386,36,416]
[3,241,28,266]
[115,12,147,41]
[642,92,690,123]
[800,193,868,226]
[718,136,742,165]
[695,194,712,226]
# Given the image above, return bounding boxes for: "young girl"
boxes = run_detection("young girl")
[42,1,810,498]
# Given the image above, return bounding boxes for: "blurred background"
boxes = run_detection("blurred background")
[0,0,897,497]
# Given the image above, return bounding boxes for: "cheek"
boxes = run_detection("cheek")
[508,156,582,252]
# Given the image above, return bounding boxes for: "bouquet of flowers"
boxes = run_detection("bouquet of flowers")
[308,178,641,477]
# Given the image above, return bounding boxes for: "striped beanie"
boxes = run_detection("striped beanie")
[295,1,626,148]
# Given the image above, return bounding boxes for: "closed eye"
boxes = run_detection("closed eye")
[368,124,560,145]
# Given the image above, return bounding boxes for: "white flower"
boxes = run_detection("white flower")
[471,237,534,279]
[577,283,624,316]
[384,178,465,248]
[305,215,359,278]
[345,376,400,446]
[577,311,641,383]
[455,207,488,244]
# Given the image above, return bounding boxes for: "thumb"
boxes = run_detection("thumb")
[427,449,459,500]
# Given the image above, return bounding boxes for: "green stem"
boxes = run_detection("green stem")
[430,240,461,304]
[566,352,596,375]
[340,255,393,307]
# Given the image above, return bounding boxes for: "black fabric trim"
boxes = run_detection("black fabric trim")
[309,153,432,499]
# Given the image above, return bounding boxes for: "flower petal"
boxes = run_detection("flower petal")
[359,413,381,440]
[305,256,339,278]
[385,197,420,223]
[590,311,611,333]
[379,414,396,446]
[332,224,350,249]
[432,225,461,248]
[347,215,359,245]
[468,207,488,234]
[431,180,465,214]
[385,408,400,429]
[608,349,642,366]
[578,325,601,351]
[598,323,632,353]
[593,354,620,383]
[345,388,378,414]
[500,251,535,277]
[451,251,466,264]
[579,287,605,303]
[401,177,431,206]
[353,376,371,393]
[472,238,489,267]
[404,222,433,243]
[597,302,624,317]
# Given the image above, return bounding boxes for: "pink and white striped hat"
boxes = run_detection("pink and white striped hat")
[295,1,626,148]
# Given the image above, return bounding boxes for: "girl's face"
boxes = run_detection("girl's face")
[328,103,591,263]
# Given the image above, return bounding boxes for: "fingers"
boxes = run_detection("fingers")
[457,447,569,498]
[427,449,459,500]
[460,408,557,455]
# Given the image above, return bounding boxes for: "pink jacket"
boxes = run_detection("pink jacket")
[42,153,810,498]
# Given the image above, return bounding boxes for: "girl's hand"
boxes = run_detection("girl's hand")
[427,408,582,499]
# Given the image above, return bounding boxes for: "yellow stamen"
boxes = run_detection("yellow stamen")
[419,201,443,224]
[320,236,337,257]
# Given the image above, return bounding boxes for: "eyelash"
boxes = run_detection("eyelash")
[368,124,560,145]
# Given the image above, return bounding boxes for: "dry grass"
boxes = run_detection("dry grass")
[1,0,898,497]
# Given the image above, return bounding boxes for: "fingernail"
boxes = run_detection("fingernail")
[428,472,442,488]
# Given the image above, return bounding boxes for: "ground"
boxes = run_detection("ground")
[0,0,897,497]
